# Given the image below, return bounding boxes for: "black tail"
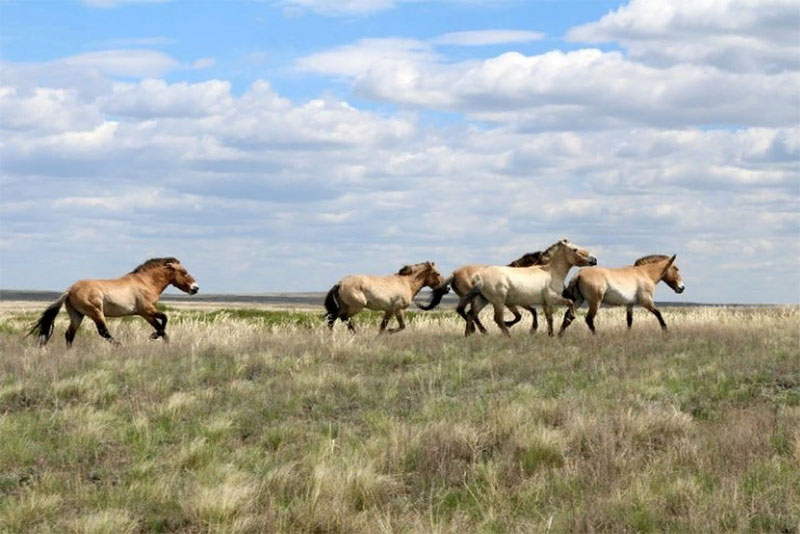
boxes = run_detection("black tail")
[324,284,341,323]
[27,292,68,346]
[417,275,453,310]
[562,275,583,303]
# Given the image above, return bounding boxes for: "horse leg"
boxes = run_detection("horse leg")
[493,304,511,337]
[142,309,169,342]
[504,306,522,328]
[585,301,600,334]
[86,308,120,345]
[379,311,392,334]
[641,299,667,330]
[388,311,406,334]
[525,306,538,333]
[468,296,489,336]
[626,306,634,330]
[558,290,584,336]
[341,312,357,333]
[64,300,84,348]
[541,303,555,337]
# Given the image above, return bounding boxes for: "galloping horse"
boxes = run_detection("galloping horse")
[325,261,445,334]
[462,239,597,337]
[29,257,198,347]
[418,251,546,333]
[559,254,684,334]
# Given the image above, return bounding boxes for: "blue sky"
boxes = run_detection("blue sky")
[1,0,798,303]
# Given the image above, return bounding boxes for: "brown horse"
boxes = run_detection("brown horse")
[461,239,597,337]
[418,251,546,332]
[28,257,198,347]
[559,254,684,334]
[324,261,445,334]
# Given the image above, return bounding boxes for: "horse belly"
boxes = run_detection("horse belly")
[505,279,545,306]
[603,285,637,306]
[102,293,138,317]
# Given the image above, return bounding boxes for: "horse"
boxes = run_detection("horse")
[28,257,198,347]
[461,239,597,337]
[559,254,684,334]
[324,261,446,334]
[418,251,546,333]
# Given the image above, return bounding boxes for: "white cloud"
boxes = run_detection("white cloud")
[299,45,800,128]
[102,79,233,118]
[296,38,438,77]
[567,0,800,73]
[432,30,545,46]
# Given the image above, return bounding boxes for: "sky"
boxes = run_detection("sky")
[0,0,798,303]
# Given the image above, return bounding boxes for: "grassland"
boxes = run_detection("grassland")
[0,304,798,533]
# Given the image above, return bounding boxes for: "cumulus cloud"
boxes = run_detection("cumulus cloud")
[567,0,800,73]
[299,45,800,129]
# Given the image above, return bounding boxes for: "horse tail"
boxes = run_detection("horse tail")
[562,274,583,303]
[27,292,69,346]
[324,284,342,322]
[417,274,453,310]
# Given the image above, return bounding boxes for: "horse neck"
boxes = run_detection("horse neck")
[136,267,172,294]
[639,261,667,284]
[405,270,430,296]
[542,251,572,283]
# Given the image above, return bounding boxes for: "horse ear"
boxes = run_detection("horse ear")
[165,261,177,270]
[398,265,412,275]
[661,255,676,276]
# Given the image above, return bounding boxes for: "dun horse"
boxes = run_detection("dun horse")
[559,254,684,334]
[325,262,445,334]
[461,239,597,337]
[28,257,199,347]
[419,251,546,333]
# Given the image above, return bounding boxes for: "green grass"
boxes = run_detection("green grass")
[0,306,798,532]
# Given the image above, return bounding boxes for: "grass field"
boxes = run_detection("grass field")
[1,304,798,533]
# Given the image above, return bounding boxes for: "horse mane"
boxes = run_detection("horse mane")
[130,257,179,274]
[633,254,670,266]
[507,251,545,267]
[398,262,433,276]
[539,241,564,262]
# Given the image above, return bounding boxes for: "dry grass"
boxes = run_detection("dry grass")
[0,305,798,533]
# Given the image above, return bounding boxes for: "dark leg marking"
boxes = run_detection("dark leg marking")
[626,307,633,329]
[527,307,538,333]
[504,307,522,328]
[65,328,77,347]
[559,308,576,336]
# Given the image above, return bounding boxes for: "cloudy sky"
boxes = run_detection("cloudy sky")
[1,0,798,303]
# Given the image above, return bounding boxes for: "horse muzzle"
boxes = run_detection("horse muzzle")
[189,285,199,295]
[675,284,685,294]
[587,256,598,266]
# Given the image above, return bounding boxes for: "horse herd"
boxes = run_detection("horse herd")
[28,239,684,348]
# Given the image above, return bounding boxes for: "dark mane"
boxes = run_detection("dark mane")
[507,251,545,267]
[634,254,670,266]
[397,265,414,276]
[130,257,179,273]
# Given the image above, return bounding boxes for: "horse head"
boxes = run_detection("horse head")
[661,254,685,294]
[546,239,597,267]
[166,260,199,295]
[398,262,445,289]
